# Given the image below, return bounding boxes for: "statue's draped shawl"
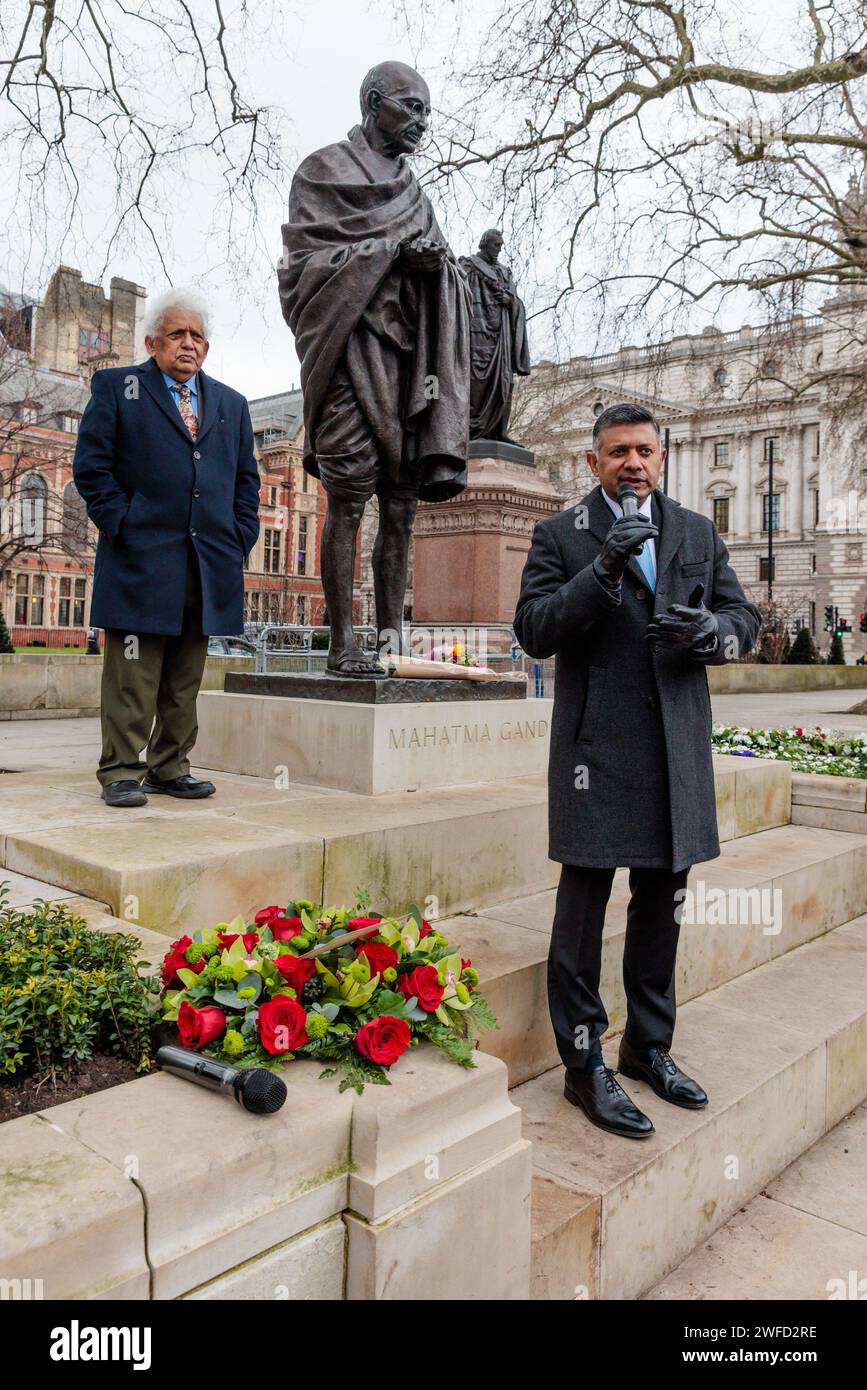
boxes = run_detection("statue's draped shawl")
[459,253,531,439]
[279,124,470,497]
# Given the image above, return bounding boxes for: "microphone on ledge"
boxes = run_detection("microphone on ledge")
[156,1044,287,1115]
[617,482,644,555]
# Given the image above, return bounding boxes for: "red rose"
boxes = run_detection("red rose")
[258,996,309,1054]
[356,941,398,977]
[217,930,259,954]
[271,917,304,943]
[274,954,317,995]
[254,905,285,925]
[348,916,382,935]
[355,1015,411,1066]
[177,1001,226,1050]
[419,919,434,938]
[397,964,444,1012]
[161,935,205,989]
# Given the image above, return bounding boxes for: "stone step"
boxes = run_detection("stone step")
[644,1099,867,1299]
[448,823,867,1088]
[0,754,790,938]
[518,913,867,1299]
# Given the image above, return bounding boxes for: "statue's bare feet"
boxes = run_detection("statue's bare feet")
[326,647,388,678]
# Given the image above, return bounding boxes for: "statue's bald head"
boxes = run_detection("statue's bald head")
[360,61,429,116]
[359,61,431,158]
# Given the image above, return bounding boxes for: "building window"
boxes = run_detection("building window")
[762,493,780,532]
[813,428,820,457]
[763,436,781,463]
[14,574,28,625]
[813,490,820,526]
[60,414,80,434]
[810,553,816,574]
[58,576,86,627]
[592,401,605,417]
[714,368,728,387]
[810,600,816,634]
[297,595,308,625]
[269,486,277,505]
[297,514,308,576]
[14,572,46,625]
[78,325,110,362]
[713,497,730,533]
[713,441,730,468]
[759,557,776,581]
[263,528,281,574]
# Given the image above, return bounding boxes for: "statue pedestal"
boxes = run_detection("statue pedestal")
[412,441,565,625]
[194,671,552,795]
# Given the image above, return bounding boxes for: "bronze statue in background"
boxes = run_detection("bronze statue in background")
[460,230,531,446]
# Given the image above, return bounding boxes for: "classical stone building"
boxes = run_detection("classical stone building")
[518,291,867,661]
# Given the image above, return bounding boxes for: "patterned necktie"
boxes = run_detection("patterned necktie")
[171,383,198,440]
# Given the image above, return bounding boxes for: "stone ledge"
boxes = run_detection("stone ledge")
[0,1114,149,1300]
[0,1043,529,1301]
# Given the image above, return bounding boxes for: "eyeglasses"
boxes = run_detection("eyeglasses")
[375,91,431,123]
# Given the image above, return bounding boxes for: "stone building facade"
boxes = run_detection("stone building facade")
[517,291,867,661]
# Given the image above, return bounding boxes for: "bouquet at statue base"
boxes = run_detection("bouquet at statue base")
[156,895,497,1093]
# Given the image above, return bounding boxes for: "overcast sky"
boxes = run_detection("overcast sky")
[1,0,848,402]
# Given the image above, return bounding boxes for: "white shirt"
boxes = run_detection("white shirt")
[601,487,657,575]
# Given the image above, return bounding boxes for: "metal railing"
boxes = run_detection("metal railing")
[246,621,556,695]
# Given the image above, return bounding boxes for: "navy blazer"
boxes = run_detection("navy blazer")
[74,357,260,636]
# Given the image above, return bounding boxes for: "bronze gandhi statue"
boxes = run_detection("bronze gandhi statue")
[278,61,471,676]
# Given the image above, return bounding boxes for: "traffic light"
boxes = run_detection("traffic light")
[824,605,834,630]
[860,613,867,633]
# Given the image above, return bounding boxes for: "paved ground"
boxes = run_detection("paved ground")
[1,687,864,775]
[647,1100,867,1300]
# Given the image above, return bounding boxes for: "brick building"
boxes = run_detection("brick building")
[0,266,146,647]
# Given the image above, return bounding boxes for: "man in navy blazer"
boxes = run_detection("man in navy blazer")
[73,289,260,806]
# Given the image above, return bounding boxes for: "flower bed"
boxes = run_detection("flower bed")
[712,724,867,779]
[156,895,496,1093]
[0,890,153,1119]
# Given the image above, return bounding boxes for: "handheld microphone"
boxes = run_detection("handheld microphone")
[617,482,644,555]
[156,1044,287,1115]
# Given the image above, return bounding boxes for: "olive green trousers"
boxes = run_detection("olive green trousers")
[97,549,208,786]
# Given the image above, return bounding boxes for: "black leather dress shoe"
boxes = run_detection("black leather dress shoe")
[141,773,216,799]
[617,1038,708,1108]
[101,780,148,807]
[564,1065,655,1139]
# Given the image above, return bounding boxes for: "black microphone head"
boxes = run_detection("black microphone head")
[617,482,639,505]
[235,1068,287,1115]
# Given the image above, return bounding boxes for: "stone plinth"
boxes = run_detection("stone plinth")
[194,684,551,794]
[412,440,566,625]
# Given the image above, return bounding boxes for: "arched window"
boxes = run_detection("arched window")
[62,479,89,549]
[16,471,47,544]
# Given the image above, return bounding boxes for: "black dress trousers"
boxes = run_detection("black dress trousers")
[548,862,689,1068]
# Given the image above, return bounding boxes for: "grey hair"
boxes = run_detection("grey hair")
[143,287,211,339]
[592,402,660,452]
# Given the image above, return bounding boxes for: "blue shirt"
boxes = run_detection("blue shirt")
[162,370,199,421]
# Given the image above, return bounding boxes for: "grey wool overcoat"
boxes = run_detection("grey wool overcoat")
[513,485,761,873]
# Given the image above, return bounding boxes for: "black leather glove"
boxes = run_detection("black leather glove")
[646,603,719,652]
[593,515,659,584]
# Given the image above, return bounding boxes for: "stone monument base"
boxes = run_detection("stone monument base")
[412,440,566,625]
[195,672,552,795]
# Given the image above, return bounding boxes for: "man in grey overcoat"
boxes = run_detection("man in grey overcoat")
[514,403,761,1139]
